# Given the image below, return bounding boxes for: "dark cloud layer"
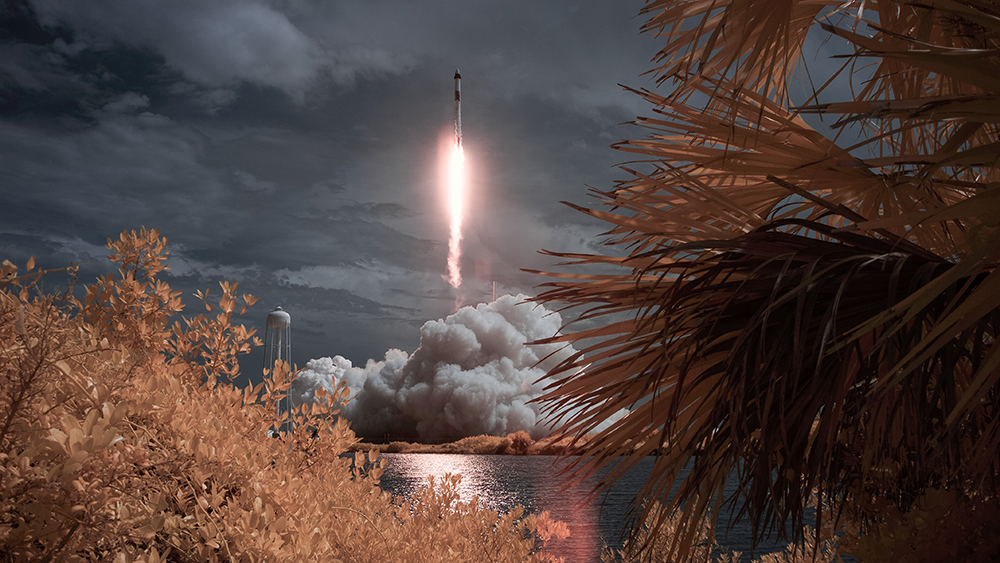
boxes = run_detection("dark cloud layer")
[1,0,660,382]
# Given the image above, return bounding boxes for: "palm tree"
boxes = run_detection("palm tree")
[531,0,1000,559]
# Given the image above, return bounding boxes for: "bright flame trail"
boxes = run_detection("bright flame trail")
[447,69,464,288]
[447,143,465,288]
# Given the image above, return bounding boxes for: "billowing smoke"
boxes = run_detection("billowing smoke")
[291,294,576,443]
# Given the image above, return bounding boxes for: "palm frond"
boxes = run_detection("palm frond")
[534,0,1000,560]
[640,0,836,105]
[536,215,998,554]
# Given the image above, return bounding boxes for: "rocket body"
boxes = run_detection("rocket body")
[454,69,462,148]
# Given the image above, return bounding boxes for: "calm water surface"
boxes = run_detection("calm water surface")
[378,454,790,563]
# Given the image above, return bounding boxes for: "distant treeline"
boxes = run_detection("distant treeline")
[350,431,601,456]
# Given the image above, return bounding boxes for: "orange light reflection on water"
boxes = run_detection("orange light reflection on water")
[382,453,601,561]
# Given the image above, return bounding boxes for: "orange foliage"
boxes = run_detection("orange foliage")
[0,228,564,562]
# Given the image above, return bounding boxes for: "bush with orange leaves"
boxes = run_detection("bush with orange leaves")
[0,228,567,562]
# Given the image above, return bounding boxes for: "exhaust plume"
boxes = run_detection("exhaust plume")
[292,294,577,443]
[446,143,465,288]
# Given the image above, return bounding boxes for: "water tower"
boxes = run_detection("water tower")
[263,306,291,432]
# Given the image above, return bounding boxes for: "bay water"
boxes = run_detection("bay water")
[378,453,793,562]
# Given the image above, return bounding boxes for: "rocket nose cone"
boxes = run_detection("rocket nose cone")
[454,69,461,79]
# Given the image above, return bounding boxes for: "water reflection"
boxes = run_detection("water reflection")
[381,453,524,511]
[380,454,620,562]
[379,454,797,563]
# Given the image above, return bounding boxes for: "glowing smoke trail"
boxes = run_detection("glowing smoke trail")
[447,143,465,288]
[447,69,464,288]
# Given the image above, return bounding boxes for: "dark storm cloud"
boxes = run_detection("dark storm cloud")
[1,0,660,381]
[27,0,332,100]
[318,202,412,222]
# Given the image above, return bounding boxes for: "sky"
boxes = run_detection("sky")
[0,0,668,383]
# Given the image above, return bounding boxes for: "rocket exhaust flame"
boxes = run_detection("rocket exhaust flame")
[447,69,465,289]
[447,144,465,288]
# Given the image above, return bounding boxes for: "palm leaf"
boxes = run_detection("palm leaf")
[536,217,998,555]
[533,0,1000,560]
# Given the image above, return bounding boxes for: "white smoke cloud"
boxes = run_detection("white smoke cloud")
[292,294,576,443]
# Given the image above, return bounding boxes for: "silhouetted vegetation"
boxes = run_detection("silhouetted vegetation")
[532,0,1000,561]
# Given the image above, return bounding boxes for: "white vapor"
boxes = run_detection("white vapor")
[291,294,576,443]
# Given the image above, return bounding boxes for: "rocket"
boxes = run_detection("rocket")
[454,69,462,148]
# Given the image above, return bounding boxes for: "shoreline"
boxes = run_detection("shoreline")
[347,431,592,456]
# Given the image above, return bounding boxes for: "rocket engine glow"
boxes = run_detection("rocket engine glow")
[447,70,465,289]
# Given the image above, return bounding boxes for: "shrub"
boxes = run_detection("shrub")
[505,431,533,455]
[0,228,566,562]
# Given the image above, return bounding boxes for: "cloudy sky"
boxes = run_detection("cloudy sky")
[1,0,667,381]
